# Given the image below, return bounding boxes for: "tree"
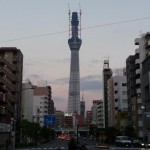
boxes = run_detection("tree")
[125,125,136,138]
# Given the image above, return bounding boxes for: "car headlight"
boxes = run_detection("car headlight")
[141,143,144,146]
[148,144,150,146]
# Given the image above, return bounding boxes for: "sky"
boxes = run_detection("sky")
[0,1,150,112]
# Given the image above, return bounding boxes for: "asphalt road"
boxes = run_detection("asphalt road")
[16,139,148,150]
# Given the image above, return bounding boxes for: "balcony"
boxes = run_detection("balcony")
[136,69,140,75]
[0,94,7,104]
[138,109,142,115]
[138,120,143,127]
[137,97,141,104]
[135,59,140,64]
[0,66,15,81]
[0,57,15,70]
[136,79,141,85]
[145,40,150,49]
[136,88,141,94]
[0,107,8,116]
[135,38,140,45]
[135,48,140,54]
[0,77,14,91]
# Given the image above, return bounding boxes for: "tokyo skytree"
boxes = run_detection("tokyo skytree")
[67,10,82,114]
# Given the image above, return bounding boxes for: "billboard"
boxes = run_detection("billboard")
[44,115,56,126]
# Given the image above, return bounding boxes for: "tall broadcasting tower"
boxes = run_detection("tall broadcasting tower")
[67,9,82,114]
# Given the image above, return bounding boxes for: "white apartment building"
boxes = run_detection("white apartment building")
[107,75,128,130]
[21,79,34,122]
[91,100,104,128]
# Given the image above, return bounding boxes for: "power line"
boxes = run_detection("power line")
[0,16,150,43]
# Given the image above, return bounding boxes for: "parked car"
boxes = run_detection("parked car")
[115,136,131,147]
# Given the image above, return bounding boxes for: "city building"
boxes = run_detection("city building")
[54,110,64,128]
[21,79,34,122]
[126,55,137,133]
[0,47,23,150]
[107,73,128,130]
[67,11,82,114]
[126,32,150,140]
[96,100,104,128]
[85,111,92,126]
[80,100,85,120]
[33,85,54,126]
[91,100,104,128]
[103,60,112,128]
[64,112,73,128]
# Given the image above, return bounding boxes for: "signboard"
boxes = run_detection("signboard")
[0,123,11,132]
[44,115,56,126]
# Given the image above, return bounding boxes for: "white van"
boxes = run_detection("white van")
[115,136,131,147]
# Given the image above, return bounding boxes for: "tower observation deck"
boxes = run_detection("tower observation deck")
[68,11,82,114]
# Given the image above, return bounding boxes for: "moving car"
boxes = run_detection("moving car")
[115,136,131,147]
[132,139,150,148]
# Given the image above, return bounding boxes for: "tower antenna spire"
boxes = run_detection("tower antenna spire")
[79,3,82,39]
[68,3,71,38]
[82,89,84,101]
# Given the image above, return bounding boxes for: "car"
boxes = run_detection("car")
[115,136,131,147]
[132,139,141,147]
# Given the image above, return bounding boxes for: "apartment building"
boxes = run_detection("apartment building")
[91,100,104,128]
[33,86,54,126]
[0,47,23,150]
[126,32,150,140]
[21,79,34,122]
[107,74,128,131]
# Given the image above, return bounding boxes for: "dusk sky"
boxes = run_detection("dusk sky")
[0,1,150,111]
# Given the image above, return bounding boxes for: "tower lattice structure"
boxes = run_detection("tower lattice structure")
[67,11,82,114]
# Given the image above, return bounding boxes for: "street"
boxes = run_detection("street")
[16,138,149,150]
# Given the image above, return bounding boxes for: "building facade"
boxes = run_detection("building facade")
[108,75,128,130]
[33,86,54,126]
[80,100,85,120]
[21,79,34,122]
[126,32,150,140]
[103,60,112,128]
[0,47,23,150]
[85,111,92,126]
[91,100,104,128]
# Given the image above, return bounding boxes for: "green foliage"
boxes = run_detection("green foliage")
[20,119,55,145]
[39,126,51,141]
[124,125,137,138]
[105,127,121,143]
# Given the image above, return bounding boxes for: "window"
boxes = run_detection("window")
[115,99,118,102]
[114,82,118,86]
[122,83,127,86]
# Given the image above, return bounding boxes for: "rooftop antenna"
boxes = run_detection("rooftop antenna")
[81,89,84,101]
[139,30,145,37]
[68,3,71,38]
[79,3,82,39]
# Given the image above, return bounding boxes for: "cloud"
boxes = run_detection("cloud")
[51,74,103,92]
[81,75,103,92]
[55,77,69,84]
[53,96,67,111]
[55,58,70,63]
